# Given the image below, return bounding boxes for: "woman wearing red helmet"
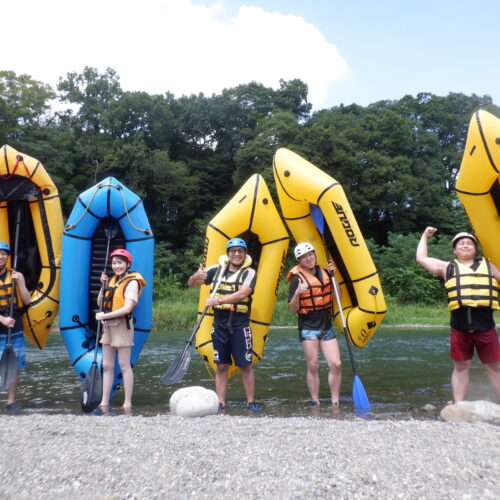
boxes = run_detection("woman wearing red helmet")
[96,248,146,410]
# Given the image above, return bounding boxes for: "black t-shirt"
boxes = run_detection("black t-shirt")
[288,266,332,331]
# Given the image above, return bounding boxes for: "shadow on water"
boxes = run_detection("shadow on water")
[2,327,498,419]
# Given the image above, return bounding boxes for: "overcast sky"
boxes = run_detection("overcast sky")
[4,0,500,109]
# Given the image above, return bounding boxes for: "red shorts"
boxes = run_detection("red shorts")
[450,328,500,363]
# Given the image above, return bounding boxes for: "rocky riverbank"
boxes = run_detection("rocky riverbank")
[0,414,498,499]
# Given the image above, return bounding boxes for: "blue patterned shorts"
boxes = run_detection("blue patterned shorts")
[299,327,336,342]
[0,330,26,369]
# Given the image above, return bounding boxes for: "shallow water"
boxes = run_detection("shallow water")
[2,326,498,419]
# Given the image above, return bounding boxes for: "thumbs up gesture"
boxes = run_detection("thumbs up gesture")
[296,274,309,296]
[195,263,207,282]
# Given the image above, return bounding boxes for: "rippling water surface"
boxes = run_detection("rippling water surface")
[3,327,498,419]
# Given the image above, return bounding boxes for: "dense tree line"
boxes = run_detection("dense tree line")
[2,68,499,303]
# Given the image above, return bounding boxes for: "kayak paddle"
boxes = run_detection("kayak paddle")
[310,203,371,412]
[81,218,118,413]
[0,208,22,393]
[162,259,229,385]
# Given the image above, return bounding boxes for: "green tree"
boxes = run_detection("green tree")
[0,70,55,143]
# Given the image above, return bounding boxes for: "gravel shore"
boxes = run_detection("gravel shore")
[0,414,499,499]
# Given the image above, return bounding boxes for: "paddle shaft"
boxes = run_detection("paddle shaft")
[81,225,116,410]
[91,228,115,365]
[162,260,229,384]
[6,209,22,346]
[317,232,360,376]
[185,261,229,346]
[310,203,370,410]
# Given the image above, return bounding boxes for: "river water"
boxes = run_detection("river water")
[5,327,498,420]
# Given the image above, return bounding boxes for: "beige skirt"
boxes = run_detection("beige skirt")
[100,317,134,348]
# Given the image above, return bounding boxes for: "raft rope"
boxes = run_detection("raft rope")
[65,182,151,234]
[117,183,152,235]
[1,155,29,180]
[1,155,43,194]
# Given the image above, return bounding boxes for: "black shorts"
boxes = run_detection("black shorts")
[212,314,253,367]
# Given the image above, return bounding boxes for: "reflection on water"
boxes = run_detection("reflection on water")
[2,327,498,419]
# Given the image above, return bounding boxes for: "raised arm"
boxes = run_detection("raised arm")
[416,227,448,279]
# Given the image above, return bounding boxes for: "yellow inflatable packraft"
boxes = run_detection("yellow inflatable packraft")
[195,174,289,379]
[456,110,500,268]
[0,145,63,347]
[273,148,386,348]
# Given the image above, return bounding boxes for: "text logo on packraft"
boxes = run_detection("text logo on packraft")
[332,202,359,247]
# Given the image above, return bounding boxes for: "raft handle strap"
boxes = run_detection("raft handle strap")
[65,182,108,231]
[117,185,152,235]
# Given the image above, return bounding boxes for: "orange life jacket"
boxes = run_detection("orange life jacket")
[102,272,146,313]
[0,268,22,315]
[287,265,332,315]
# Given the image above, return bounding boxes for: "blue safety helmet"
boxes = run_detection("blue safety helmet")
[0,242,11,253]
[226,238,247,251]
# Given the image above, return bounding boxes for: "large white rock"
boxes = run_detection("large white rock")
[169,386,219,417]
[440,400,500,424]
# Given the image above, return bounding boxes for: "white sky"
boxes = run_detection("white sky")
[3,0,500,109]
[4,0,346,108]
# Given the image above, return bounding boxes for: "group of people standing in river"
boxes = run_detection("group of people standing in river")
[1,228,500,412]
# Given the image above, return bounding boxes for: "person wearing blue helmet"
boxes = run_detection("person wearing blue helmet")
[188,237,261,412]
[0,241,31,411]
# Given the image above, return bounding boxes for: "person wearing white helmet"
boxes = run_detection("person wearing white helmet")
[416,227,500,402]
[188,237,260,412]
[287,241,342,408]
[0,241,31,411]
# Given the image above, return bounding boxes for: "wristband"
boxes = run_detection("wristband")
[218,298,223,305]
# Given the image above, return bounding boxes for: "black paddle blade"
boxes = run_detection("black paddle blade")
[0,345,18,392]
[103,217,119,239]
[81,364,103,413]
[162,343,191,385]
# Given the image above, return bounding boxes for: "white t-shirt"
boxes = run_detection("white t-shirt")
[124,280,139,303]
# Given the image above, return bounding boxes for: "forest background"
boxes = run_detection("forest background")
[2,67,499,321]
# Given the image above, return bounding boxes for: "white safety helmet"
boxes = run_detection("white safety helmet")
[452,232,478,249]
[294,241,315,260]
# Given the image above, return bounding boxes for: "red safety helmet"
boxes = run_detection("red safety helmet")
[110,248,132,265]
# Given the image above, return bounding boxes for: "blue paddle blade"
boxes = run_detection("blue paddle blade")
[352,374,370,411]
[309,203,325,234]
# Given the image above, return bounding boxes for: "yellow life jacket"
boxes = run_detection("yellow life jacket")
[445,258,500,311]
[0,268,22,315]
[214,254,253,314]
[102,272,146,314]
[287,265,332,315]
